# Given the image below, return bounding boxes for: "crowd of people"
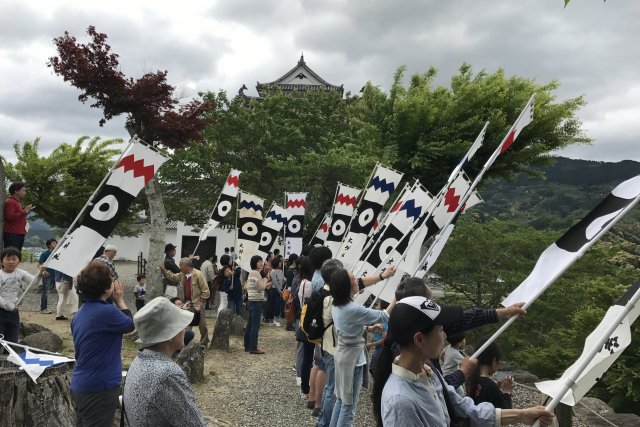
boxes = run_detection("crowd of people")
[1,179,557,426]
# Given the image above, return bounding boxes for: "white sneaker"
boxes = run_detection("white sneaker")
[272,321,281,327]
[40,309,52,314]
[296,376,302,386]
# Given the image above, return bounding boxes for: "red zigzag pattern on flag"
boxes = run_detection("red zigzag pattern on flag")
[227,175,240,187]
[336,193,357,207]
[443,187,462,213]
[117,154,155,185]
[320,222,329,233]
[287,199,306,209]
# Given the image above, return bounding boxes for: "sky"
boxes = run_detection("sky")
[0,0,638,164]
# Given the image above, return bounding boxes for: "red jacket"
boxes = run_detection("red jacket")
[3,196,27,234]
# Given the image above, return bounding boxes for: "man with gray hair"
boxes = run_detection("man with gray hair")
[160,257,210,347]
[315,259,396,426]
[97,244,118,281]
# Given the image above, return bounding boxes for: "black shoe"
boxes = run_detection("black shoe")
[311,408,321,417]
[56,315,68,320]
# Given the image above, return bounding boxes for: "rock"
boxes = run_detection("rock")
[175,341,205,383]
[605,413,640,427]
[22,331,63,353]
[19,323,52,340]
[573,397,640,427]
[0,355,75,427]
[511,370,539,383]
[210,309,233,351]
[230,315,244,337]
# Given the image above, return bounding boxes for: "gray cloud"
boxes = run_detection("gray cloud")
[0,0,638,163]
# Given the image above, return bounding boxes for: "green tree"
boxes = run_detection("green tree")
[4,137,145,236]
[160,89,384,237]
[434,217,552,307]
[357,64,590,195]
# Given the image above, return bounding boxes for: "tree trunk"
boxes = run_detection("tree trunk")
[0,356,75,426]
[144,178,166,299]
[0,157,5,251]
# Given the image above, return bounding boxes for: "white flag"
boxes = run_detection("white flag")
[535,280,640,406]
[199,169,242,241]
[503,175,640,307]
[3,344,75,383]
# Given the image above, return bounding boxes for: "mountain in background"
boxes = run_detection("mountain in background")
[477,156,640,267]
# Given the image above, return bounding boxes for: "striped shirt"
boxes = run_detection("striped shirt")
[246,270,266,301]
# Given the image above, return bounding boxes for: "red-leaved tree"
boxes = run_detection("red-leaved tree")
[48,26,214,298]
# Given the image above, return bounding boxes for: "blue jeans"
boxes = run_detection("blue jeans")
[0,308,20,343]
[41,275,55,310]
[317,351,336,427]
[243,301,263,351]
[228,297,243,316]
[184,330,195,346]
[329,365,363,427]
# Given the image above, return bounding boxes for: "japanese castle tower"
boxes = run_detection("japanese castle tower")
[239,54,344,100]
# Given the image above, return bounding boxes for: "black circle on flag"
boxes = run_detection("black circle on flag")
[260,231,273,247]
[358,208,375,228]
[242,222,259,237]
[332,219,346,236]
[217,200,232,217]
[379,238,398,262]
[288,219,301,234]
[90,195,119,222]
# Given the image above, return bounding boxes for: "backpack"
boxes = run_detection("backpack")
[300,288,332,345]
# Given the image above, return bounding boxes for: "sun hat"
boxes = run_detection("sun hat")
[388,296,464,345]
[135,297,193,347]
[103,244,118,251]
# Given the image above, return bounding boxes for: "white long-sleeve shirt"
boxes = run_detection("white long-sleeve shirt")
[0,268,35,311]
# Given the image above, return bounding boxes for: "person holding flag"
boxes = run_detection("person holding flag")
[0,247,41,343]
[372,296,555,427]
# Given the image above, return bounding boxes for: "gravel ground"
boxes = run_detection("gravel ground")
[16,261,631,427]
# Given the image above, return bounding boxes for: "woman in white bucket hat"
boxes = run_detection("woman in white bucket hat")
[123,297,207,426]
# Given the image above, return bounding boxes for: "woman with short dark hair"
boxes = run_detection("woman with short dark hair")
[3,181,33,252]
[71,261,134,427]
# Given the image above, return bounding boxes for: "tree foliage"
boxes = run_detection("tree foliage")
[160,89,384,236]
[359,64,590,194]
[48,26,213,148]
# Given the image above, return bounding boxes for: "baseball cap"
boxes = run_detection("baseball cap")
[388,296,463,345]
[164,243,177,254]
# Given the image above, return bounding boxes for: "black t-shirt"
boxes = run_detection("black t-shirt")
[472,377,512,409]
